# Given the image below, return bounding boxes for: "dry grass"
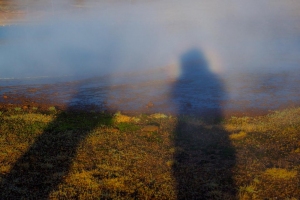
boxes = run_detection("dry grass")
[0,106,299,199]
[264,168,297,180]
[229,131,247,140]
[228,107,300,199]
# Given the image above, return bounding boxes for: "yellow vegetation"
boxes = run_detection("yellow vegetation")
[230,131,247,140]
[4,113,53,123]
[149,113,168,119]
[294,148,300,153]
[264,168,297,180]
[113,112,133,123]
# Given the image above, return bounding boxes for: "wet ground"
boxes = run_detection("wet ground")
[1,66,300,118]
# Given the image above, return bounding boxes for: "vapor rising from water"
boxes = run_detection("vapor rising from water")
[1,0,299,79]
[1,0,300,114]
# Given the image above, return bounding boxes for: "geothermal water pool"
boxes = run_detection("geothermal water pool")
[1,0,300,116]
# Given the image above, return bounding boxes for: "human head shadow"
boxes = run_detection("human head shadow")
[0,79,112,199]
[172,48,236,199]
[172,48,224,121]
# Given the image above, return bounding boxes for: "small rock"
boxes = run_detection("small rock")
[29,156,37,162]
[27,88,38,93]
[23,105,28,110]
[142,125,159,132]
[110,128,120,133]
[146,101,154,108]
[3,95,8,99]
[18,162,30,170]
[150,113,168,119]
[186,102,192,108]
[40,163,54,169]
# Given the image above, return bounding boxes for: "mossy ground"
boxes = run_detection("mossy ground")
[0,105,299,199]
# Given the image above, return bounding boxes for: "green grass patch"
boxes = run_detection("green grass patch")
[14,107,22,111]
[116,122,140,132]
[48,106,56,112]
[32,107,38,110]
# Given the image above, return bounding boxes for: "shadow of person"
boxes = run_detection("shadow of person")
[0,79,112,199]
[171,48,236,199]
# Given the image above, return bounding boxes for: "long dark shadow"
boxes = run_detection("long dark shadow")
[172,48,236,199]
[0,80,111,199]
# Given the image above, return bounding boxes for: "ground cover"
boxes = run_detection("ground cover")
[0,105,299,199]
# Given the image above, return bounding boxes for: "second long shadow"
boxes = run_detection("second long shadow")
[0,81,112,199]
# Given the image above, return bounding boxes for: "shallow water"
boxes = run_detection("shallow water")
[1,0,300,116]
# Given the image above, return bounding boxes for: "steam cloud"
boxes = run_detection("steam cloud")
[1,0,299,79]
[1,0,300,114]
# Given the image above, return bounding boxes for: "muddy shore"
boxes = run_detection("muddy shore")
[1,70,300,118]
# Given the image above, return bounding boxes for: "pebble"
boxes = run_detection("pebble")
[142,125,159,132]
[146,101,154,108]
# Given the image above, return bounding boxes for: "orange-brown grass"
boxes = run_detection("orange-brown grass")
[0,106,299,199]
[227,107,300,199]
